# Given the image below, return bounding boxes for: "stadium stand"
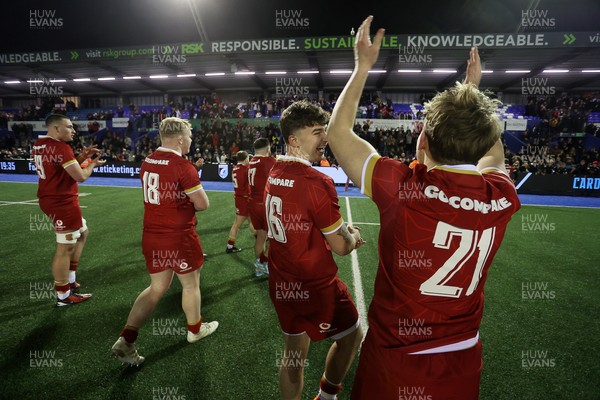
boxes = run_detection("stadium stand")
[1,93,599,174]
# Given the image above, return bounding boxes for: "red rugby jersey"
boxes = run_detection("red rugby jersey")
[266,156,344,288]
[32,135,78,200]
[248,155,276,203]
[361,154,520,353]
[232,163,250,198]
[141,147,202,234]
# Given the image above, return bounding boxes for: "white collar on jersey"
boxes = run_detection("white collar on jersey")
[276,155,312,167]
[156,146,182,157]
[431,164,480,174]
[37,135,60,142]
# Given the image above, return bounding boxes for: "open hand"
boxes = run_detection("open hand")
[464,47,482,87]
[354,16,385,72]
[81,145,102,159]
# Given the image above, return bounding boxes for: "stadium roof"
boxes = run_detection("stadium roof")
[1,0,599,98]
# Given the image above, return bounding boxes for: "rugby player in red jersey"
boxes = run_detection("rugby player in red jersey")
[248,138,276,276]
[327,17,521,399]
[111,117,218,366]
[266,101,366,400]
[32,114,105,306]
[225,150,255,253]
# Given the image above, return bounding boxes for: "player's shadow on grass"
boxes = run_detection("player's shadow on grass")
[90,261,147,284]
[107,338,215,398]
[106,350,174,400]
[134,340,190,370]
[197,225,230,236]
[158,274,263,311]
[0,310,62,372]
[109,340,192,393]
[0,300,60,324]
[201,274,269,305]
[202,250,265,270]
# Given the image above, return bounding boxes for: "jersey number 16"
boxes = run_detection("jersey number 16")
[265,194,287,243]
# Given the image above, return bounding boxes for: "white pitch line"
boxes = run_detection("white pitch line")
[352,222,380,226]
[515,172,532,190]
[0,198,88,208]
[0,199,39,206]
[345,196,368,332]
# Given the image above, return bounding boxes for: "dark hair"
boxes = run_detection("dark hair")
[45,114,68,127]
[279,100,329,143]
[253,138,269,151]
[236,150,248,162]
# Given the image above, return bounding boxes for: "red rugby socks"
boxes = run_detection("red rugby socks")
[318,374,342,400]
[121,325,139,344]
[187,317,202,334]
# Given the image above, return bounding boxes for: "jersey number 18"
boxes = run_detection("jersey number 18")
[142,171,160,204]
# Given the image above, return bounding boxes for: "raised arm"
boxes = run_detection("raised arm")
[477,138,509,174]
[463,47,482,88]
[327,16,384,187]
[463,48,507,174]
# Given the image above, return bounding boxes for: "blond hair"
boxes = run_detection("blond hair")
[159,117,191,141]
[424,82,502,165]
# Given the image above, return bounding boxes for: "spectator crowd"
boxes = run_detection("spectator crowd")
[1,93,599,175]
[505,94,600,178]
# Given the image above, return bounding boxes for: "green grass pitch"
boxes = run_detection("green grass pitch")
[0,181,598,399]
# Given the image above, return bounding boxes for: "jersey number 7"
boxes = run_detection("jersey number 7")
[419,221,495,298]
